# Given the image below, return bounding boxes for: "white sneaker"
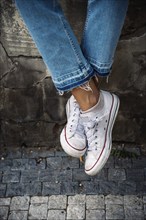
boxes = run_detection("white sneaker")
[81,90,120,176]
[60,95,86,158]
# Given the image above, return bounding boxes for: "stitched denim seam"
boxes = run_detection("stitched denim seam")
[86,56,113,68]
[82,1,92,45]
[59,15,82,65]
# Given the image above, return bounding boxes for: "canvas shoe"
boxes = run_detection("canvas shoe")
[60,95,86,158]
[81,90,120,176]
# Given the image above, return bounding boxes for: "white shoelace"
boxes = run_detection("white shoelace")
[84,113,108,151]
[68,101,85,138]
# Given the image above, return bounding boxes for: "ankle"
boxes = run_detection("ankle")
[81,92,99,111]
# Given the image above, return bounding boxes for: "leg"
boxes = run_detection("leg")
[15,0,94,92]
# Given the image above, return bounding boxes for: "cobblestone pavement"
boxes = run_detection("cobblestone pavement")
[0,145,146,219]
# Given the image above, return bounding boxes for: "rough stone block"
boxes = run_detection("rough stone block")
[72,169,91,182]
[22,146,55,159]
[10,196,30,210]
[68,195,86,205]
[48,195,67,209]
[92,169,108,182]
[0,184,6,197]
[58,169,72,182]
[2,171,20,183]
[99,181,119,195]
[8,211,28,220]
[132,157,146,168]
[124,195,143,209]
[124,207,144,220]
[31,196,48,204]
[0,206,9,220]
[78,181,99,195]
[20,170,39,182]
[114,157,132,168]
[86,209,105,220]
[108,168,126,181]
[126,169,144,181]
[106,204,124,219]
[105,195,123,205]
[46,157,62,170]
[42,182,60,196]
[0,198,11,206]
[0,159,13,171]
[29,203,48,220]
[118,181,137,194]
[86,195,105,209]
[67,204,85,220]
[104,156,114,168]
[62,157,79,169]
[60,181,78,195]
[47,210,66,220]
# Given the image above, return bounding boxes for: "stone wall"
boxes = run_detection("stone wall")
[0,0,146,149]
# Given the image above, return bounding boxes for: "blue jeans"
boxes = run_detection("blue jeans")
[15,0,128,92]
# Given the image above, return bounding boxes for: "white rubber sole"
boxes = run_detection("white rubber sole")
[85,93,120,176]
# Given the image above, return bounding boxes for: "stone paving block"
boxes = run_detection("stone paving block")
[22,147,55,158]
[48,195,67,209]
[12,158,46,170]
[67,204,85,220]
[114,157,132,168]
[124,195,143,209]
[0,184,6,197]
[28,203,48,219]
[0,159,13,171]
[132,157,146,168]
[78,181,99,194]
[0,198,11,206]
[118,181,137,194]
[10,196,30,210]
[31,196,48,204]
[92,169,108,182]
[0,172,2,182]
[55,151,68,157]
[62,157,79,169]
[72,169,91,181]
[86,209,105,220]
[0,206,9,220]
[144,204,146,216]
[60,181,78,195]
[47,210,66,220]
[46,157,62,169]
[0,147,22,159]
[6,182,42,197]
[99,181,119,194]
[2,171,20,183]
[86,195,105,209]
[21,170,39,182]
[143,196,146,203]
[42,182,60,196]
[106,204,124,219]
[68,195,86,205]
[8,211,28,220]
[108,168,126,181]
[39,169,59,182]
[124,207,144,220]
[126,169,144,181]
[136,181,146,194]
[105,195,123,204]
[58,169,72,182]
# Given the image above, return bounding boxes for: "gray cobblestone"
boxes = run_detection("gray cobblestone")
[39,169,59,182]
[12,158,46,171]
[124,207,144,220]
[104,156,114,168]
[6,182,42,197]
[105,195,123,205]
[0,159,13,171]
[31,196,48,204]
[68,195,86,204]
[0,198,11,206]
[22,147,55,158]
[60,181,78,195]
[48,195,67,209]
[79,181,99,194]
[115,157,132,168]
[92,169,108,182]
[86,195,105,209]
[2,171,20,183]
[47,210,66,220]
[108,168,126,181]
[132,157,146,168]
[58,169,72,182]
[124,195,143,209]
[42,182,60,195]
[106,204,124,219]
[0,184,6,197]
[67,204,85,220]
[47,157,62,169]
[99,181,119,194]
[28,203,48,219]
[21,170,39,182]
[143,196,146,203]
[0,206,9,220]
[62,157,79,169]
[0,147,22,159]
[10,196,30,210]
[0,171,2,182]
[8,211,28,220]
[126,169,144,181]
[86,209,105,220]
[118,181,137,194]
[72,169,91,181]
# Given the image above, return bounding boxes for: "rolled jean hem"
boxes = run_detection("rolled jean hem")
[55,69,95,92]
